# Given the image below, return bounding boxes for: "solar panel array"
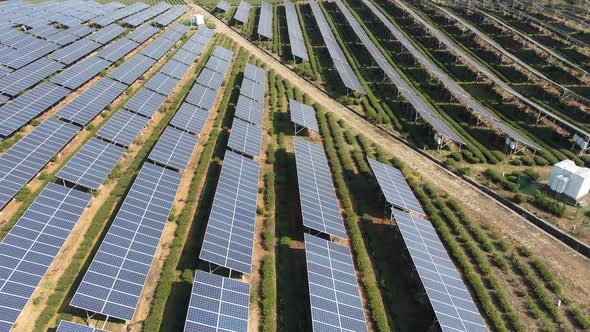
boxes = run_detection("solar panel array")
[216,0,231,12]
[56,320,107,332]
[304,234,369,332]
[160,59,190,79]
[200,150,260,275]
[148,126,198,171]
[145,72,179,96]
[140,37,177,61]
[0,118,79,209]
[0,57,64,96]
[228,118,263,158]
[0,184,91,332]
[126,24,159,44]
[257,1,273,39]
[234,94,264,127]
[108,53,156,85]
[184,270,250,332]
[289,99,319,132]
[52,56,111,90]
[154,5,187,27]
[56,138,126,190]
[331,0,465,145]
[172,49,200,66]
[284,0,308,60]
[293,138,347,239]
[124,87,167,118]
[233,1,252,24]
[393,210,488,332]
[308,0,365,94]
[70,163,182,321]
[170,102,209,135]
[49,38,102,65]
[0,82,70,138]
[88,24,127,45]
[56,77,128,126]
[97,109,148,147]
[367,158,425,216]
[96,37,140,63]
[197,68,225,90]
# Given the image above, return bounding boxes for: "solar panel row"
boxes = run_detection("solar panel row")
[257,1,273,39]
[234,94,264,127]
[49,38,101,65]
[233,1,252,24]
[148,126,197,171]
[0,57,64,96]
[154,5,187,27]
[88,24,127,45]
[284,0,308,60]
[124,87,166,119]
[96,37,140,63]
[108,53,156,85]
[0,184,91,332]
[51,56,111,90]
[56,320,107,332]
[97,109,149,148]
[126,24,159,44]
[228,117,262,158]
[289,99,319,132]
[216,0,231,12]
[70,162,182,321]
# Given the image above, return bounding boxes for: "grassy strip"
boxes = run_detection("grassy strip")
[143,39,240,331]
[317,108,391,331]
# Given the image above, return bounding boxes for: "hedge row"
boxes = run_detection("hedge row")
[317,109,392,331]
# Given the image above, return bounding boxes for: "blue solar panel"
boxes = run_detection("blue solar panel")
[0,82,70,138]
[200,150,260,274]
[56,320,107,332]
[46,30,79,46]
[171,48,199,66]
[0,184,91,332]
[139,36,176,60]
[126,24,158,44]
[239,78,264,102]
[170,102,209,135]
[159,59,190,79]
[393,210,488,332]
[124,87,166,118]
[293,138,347,239]
[51,56,111,90]
[185,83,217,111]
[50,38,102,65]
[108,53,156,85]
[180,40,207,57]
[234,95,263,127]
[96,37,140,63]
[0,42,58,70]
[0,118,80,209]
[197,68,224,90]
[88,24,126,45]
[96,109,148,147]
[70,163,181,321]
[0,58,64,96]
[233,1,252,24]
[56,138,126,190]
[227,117,262,158]
[144,72,179,96]
[160,26,186,43]
[65,24,93,37]
[289,99,318,132]
[148,126,197,171]
[205,56,230,74]
[184,270,250,332]
[304,234,369,332]
[243,63,265,85]
[56,77,128,126]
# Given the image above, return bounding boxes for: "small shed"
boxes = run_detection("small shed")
[192,14,205,26]
[548,160,590,201]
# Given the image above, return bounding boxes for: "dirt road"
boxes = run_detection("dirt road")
[193,4,590,298]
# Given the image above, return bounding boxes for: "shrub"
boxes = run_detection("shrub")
[533,191,565,217]
[533,155,549,166]
[181,269,193,282]
[450,151,463,161]
[509,158,523,166]
[484,169,519,192]
[514,193,527,204]
[521,155,535,166]
[15,186,31,202]
[524,168,540,181]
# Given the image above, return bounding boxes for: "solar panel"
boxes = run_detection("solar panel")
[392,210,488,332]
[284,0,308,60]
[108,53,156,85]
[228,118,262,158]
[240,78,264,102]
[195,27,215,39]
[184,270,250,332]
[56,138,125,190]
[0,183,91,332]
[170,102,209,135]
[70,163,181,321]
[172,48,199,66]
[199,150,260,274]
[185,83,217,110]
[161,25,187,42]
[56,77,128,126]
[243,63,265,85]
[52,56,111,90]
[126,24,158,44]
[211,46,233,62]
[148,126,197,171]
[304,233,369,332]
[65,24,93,37]
[88,24,126,44]
[215,0,231,12]
[92,15,115,27]
[56,320,107,332]
[124,87,166,118]
[0,82,70,138]
[0,58,64,96]
[293,138,347,239]
[96,37,140,63]
[50,38,102,65]
[139,36,176,60]
[144,72,179,96]
[0,42,58,70]
[28,24,60,38]
[196,68,224,90]
[205,56,230,74]
[289,99,319,132]
[233,1,252,24]
[0,118,80,209]
[257,1,273,39]
[46,30,79,46]
[159,59,190,79]
[96,109,148,147]
[366,158,425,215]
[181,40,207,57]
[234,95,264,127]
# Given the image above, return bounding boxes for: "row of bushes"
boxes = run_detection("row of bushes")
[533,190,566,217]
[317,109,392,331]
[484,168,520,192]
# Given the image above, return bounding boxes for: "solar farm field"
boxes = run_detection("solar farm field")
[0,0,590,332]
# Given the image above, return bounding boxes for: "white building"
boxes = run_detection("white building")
[548,160,590,201]
[192,14,205,26]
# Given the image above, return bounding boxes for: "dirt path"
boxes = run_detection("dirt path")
[195,5,590,300]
